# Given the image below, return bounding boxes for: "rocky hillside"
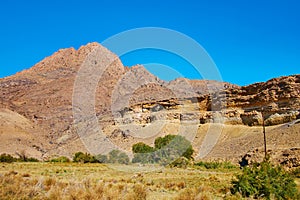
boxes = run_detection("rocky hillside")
[0,42,299,165]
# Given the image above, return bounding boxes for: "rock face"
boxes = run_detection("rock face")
[225,75,300,125]
[239,147,300,169]
[240,111,263,126]
[0,42,126,158]
[279,148,300,168]
[0,42,299,162]
[121,74,300,127]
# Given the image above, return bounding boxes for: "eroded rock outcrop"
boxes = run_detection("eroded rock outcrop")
[0,42,299,161]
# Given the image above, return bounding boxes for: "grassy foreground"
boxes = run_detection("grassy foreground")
[0,162,241,200]
[0,162,299,199]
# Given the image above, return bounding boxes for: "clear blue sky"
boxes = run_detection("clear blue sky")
[0,0,299,86]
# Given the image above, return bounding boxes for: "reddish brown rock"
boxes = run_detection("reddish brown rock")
[0,42,299,161]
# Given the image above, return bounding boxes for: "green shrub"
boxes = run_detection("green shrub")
[132,142,156,164]
[132,153,156,164]
[132,135,194,165]
[231,161,300,199]
[107,150,130,165]
[155,135,194,160]
[0,153,16,163]
[154,135,176,149]
[50,156,70,163]
[95,154,108,163]
[25,157,39,162]
[132,142,154,153]
[73,152,85,163]
[169,157,191,168]
[195,161,236,170]
[1,153,42,163]
[72,151,129,164]
[195,161,221,169]
[117,152,130,165]
[73,152,97,163]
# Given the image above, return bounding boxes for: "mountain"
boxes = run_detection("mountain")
[0,42,299,166]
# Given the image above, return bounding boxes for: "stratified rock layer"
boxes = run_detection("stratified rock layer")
[0,42,299,164]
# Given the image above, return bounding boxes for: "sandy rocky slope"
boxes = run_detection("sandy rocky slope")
[0,42,299,167]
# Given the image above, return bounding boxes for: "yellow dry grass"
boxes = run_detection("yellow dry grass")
[0,162,239,200]
[0,162,298,199]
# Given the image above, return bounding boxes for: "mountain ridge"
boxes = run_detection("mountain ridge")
[0,42,299,165]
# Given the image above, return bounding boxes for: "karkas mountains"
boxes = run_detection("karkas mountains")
[0,42,299,167]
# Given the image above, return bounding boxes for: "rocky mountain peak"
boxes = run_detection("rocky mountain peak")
[8,42,123,84]
[0,43,299,163]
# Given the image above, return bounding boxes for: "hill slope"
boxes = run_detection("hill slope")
[0,42,299,164]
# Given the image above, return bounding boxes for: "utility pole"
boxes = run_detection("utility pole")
[261,107,267,160]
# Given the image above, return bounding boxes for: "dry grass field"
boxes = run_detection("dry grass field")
[0,162,245,200]
[0,162,299,199]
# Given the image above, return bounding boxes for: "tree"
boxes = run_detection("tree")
[132,135,194,165]
[154,135,176,149]
[73,152,97,163]
[154,135,194,161]
[95,154,108,163]
[132,142,154,153]
[118,152,130,165]
[132,152,156,164]
[168,135,194,160]
[107,150,130,165]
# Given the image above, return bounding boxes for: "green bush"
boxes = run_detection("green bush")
[14,151,39,162]
[132,152,156,164]
[195,161,222,169]
[95,154,108,163]
[0,153,42,163]
[170,135,194,160]
[231,161,300,199]
[132,142,156,164]
[195,161,236,170]
[50,156,70,163]
[73,152,97,163]
[117,152,130,165]
[107,150,130,164]
[154,135,194,162]
[73,152,86,163]
[0,153,16,163]
[72,151,129,164]
[169,157,191,168]
[132,135,194,165]
[132,142,154,153]
[154,135,176,149]
[25,157,39,162]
